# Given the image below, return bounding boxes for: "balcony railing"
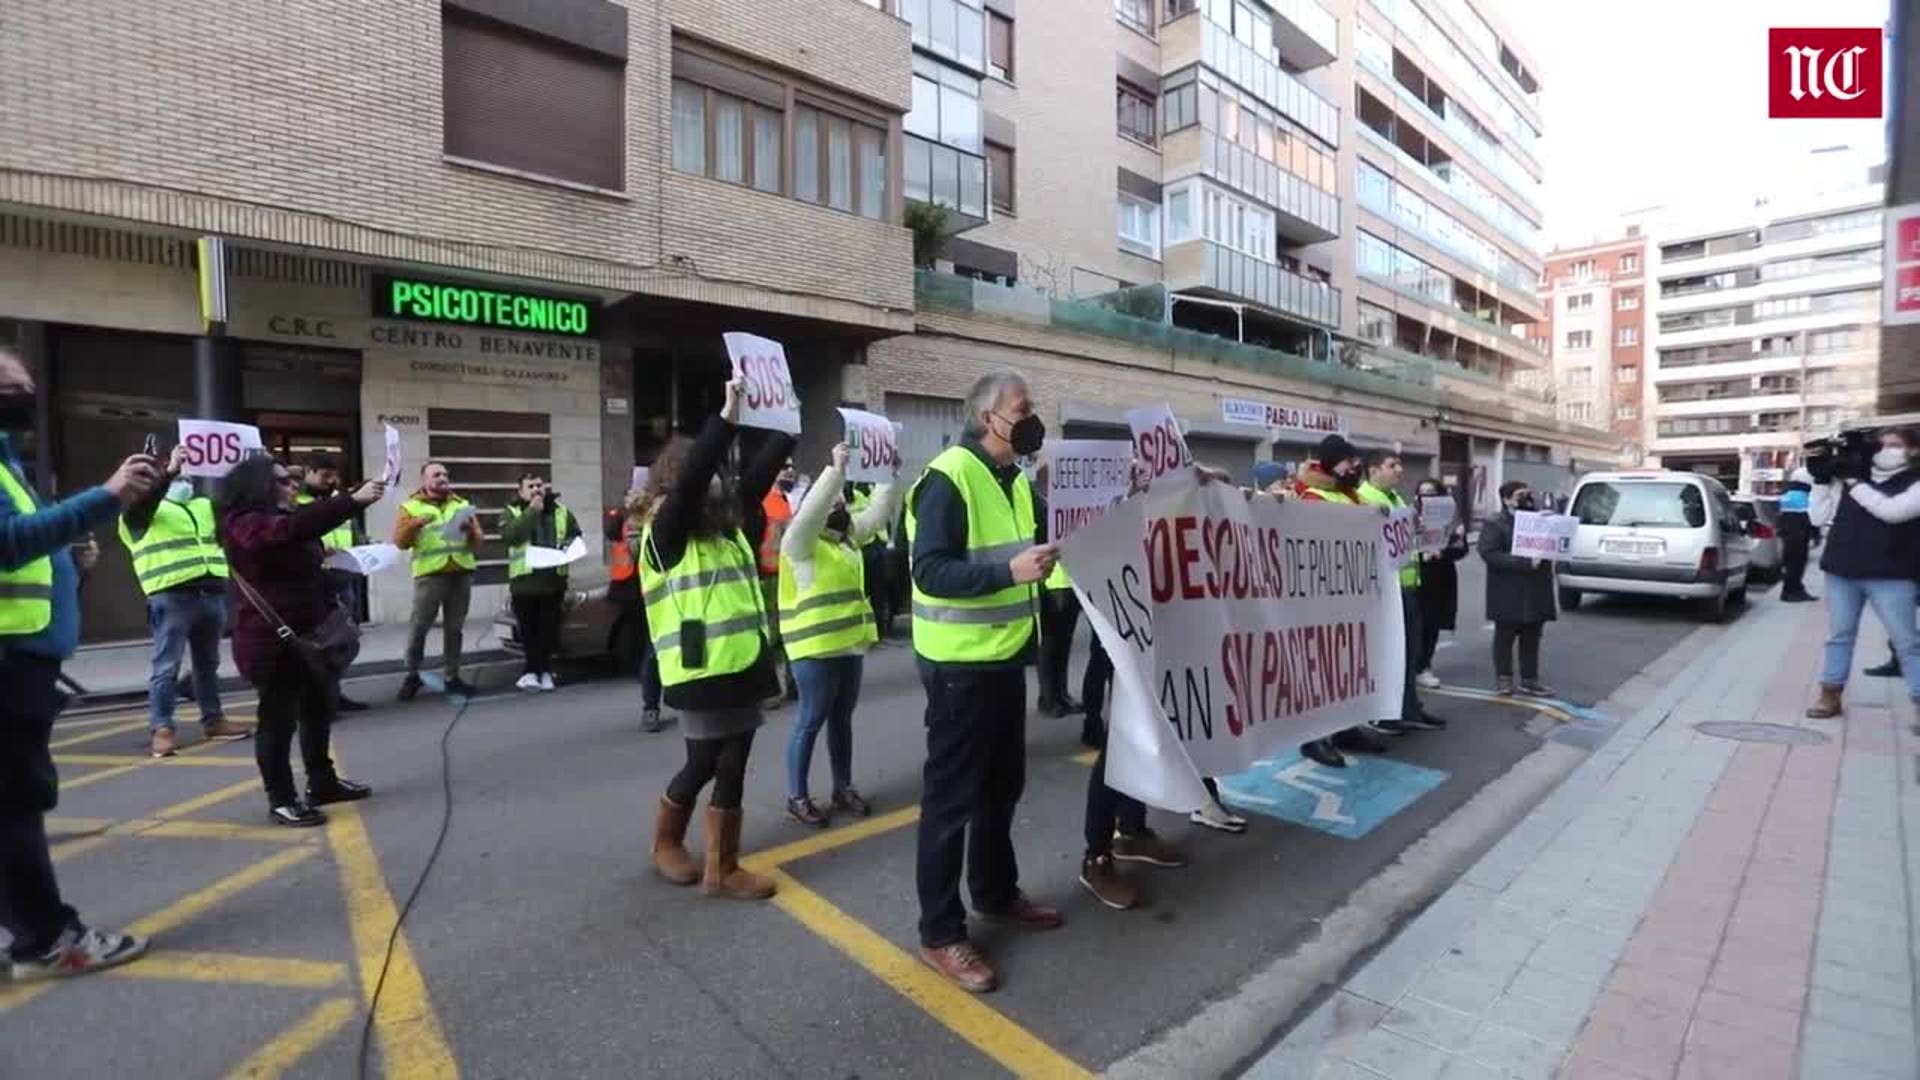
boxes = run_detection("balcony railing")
[1355,123,1539,256]
[1200,132,1339,243]
[904,134,986,220]
[1355,168,1535,295]
[1192,15,1340,147]
[1188,240,1341,328]
[1356,268,1545,358]
[1355,49,1539,213]
[1268,0,1340,70]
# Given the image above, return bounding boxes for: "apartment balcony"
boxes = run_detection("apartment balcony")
[1656,261,1881,316]
[1165,239,1341,329]
[903,134,987,224]
[1354,53,1537,210]
[1170,129,1339,244]
[1163,11,1339,148]
[1355,270,1546,365]
[1268,0,1340,71]
[1355,123,1539,256]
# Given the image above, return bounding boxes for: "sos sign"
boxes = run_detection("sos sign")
[838,408,901,482]
[176,420,264,478]
[722,332,802,434]
[1125,404,1192,483]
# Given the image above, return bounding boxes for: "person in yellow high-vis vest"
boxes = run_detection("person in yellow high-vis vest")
[907,371,1063,994]
[643,379,793,901]
[1293,434,1391,772]
[1359,449,1448,740]
[0,346,161,981]
[295,453,368,713]
[500,471,581,693]
[392,462,484,701]
[119,443,252,758]
[778,442,899,828]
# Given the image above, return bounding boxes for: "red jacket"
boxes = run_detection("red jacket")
[220,498,359,683]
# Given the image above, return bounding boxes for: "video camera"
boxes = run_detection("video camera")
[1802,427,1878,484]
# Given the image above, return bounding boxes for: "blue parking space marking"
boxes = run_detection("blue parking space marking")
[1215,751,1450,839]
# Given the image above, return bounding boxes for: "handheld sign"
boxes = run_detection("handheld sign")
[837,408,902,483]
[1045,440,1134,542]
[440,505,477,541]
[1416,495,1457,555]
[524,535,589,571]
[1125,404,1191,483]
[723,332,802,434]
[1510,511,1578,561]
[176,420,264,479]
[382,423,404,487]
[1382,506,1419,568]
[324,543,404,576]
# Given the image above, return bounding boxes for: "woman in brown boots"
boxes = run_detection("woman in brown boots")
[642,379,794,899]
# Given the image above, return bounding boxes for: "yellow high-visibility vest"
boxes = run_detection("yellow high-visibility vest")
[402,496,478,576]
[640,524,765,687]
[503,502,574,579]
[906,446,1038,664]
[116,495,228,596]
[778,538,876,661]
[295,492,355,552]
[0,464,52,634]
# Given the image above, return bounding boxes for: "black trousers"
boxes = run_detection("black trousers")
[253,656,339,807]
[1416,613,1443,673]
[1082,721,1145,856]
[1492,622,1543,680]
[1038,589,1080,705]
[1398,591,1424,722]
[0,654,76,960]
[1081,635,1113,719]
[666,731,755,809]
[862,541,890,633]
[916,666,1026,947]
[1781,528,1811,597]
[512,592,564,677]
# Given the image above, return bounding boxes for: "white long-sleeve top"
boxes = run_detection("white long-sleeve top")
[780,461,899,596]
[1846,472,1920,524]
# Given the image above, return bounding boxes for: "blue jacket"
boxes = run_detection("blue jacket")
[0,435,119,659]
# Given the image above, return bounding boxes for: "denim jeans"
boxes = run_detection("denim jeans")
[1821,576,1920,700]
[147,586,227,732]
[785,655,863,799]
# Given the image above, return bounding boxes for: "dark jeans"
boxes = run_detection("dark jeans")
[1416,614,1443,673]
[1399,591,1423,722]
[146,584,226,732]
[1038,589,1080,705]
[253,655,339,807]
[1082,636,1113,732]
[1492,622,1543,680]
[608,591,662,710]
[786,655,862,798]
[862,542,891,634]
[916,666,1027,947]
[1082,721,1145,856]
[0,654,76,960]
[1782,528,1811,597]
[512,592,564,677]
[667,732,755,809]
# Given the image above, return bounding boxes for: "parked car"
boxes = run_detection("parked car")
[1557,470,1754,621]
[1730,495,1782,584]
[492,564,624,661]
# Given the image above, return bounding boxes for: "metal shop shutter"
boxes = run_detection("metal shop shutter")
[442,11,625,191]
[886,392,969,486]
[1185,435,1256,485]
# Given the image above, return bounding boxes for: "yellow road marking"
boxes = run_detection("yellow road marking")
[49,835,114,863]
[127,846,318,938]
[49,719,149,748]
[328,801,457,1078]
[114,951,347,989]
[1428,685,1579,724]
[767,870,1092,1078]
[743,806,921,872]
[223,997,357,1080]
[148,778,264,819]
[56,752,254,767]
[59,762,148,791]
[46,816,114,837]
[132,820,314,843]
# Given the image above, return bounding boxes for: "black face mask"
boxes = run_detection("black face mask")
[1005,414,1046,456]
[0,393,34,433]
[825,508,852,534]
[1513,496,1536,512]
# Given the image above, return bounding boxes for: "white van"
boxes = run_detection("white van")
[1558,470,1753,621]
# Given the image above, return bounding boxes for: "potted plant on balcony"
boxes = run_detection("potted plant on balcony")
[906,201,950,270]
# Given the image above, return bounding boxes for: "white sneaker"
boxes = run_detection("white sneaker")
[515,673,540,692]
[1189,799,1247,834]
[1416,670,1441,689]
[538,674,556,692]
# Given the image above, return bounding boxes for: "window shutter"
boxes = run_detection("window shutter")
[443,13,625,191]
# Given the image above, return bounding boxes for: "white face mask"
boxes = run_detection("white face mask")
[1874,447,1911,472]
[166,480,194,503]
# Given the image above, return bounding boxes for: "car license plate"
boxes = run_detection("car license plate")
[1602,538,1662,556]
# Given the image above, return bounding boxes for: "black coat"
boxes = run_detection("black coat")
[1478,512,1557,625]
[1417,531,1468,631]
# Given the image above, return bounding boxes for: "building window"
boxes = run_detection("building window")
[987,142,1014,214]
[988,12,1014,80]
[1617,327,1638,346]
[789,103,889,219]
[1618,253,1640,273]
[1567,366,1593,385]
[1566,292,1592,312]
[908,68,982,154]
[1166,186,1193,242]
[1616,404,1637,420]
[1618,366,1638,382]
[442,11,625,191]
[1116,0,1155,35]
[907,0,987,72]
[1569,259,1594,280]
[671,78,786,194]
[1118,82,1157,146]
[1117,193,1161,258]
[1617,290,1640,310]
[1566,330,1593,349]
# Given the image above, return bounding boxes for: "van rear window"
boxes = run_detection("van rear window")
[1571,482,1707,529]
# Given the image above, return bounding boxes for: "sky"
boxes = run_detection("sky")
[1485,0,1891,246]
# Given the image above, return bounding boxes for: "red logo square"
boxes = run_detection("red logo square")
[1895,266,1920,318]
[1897,216,1920,264]
[1769,28,1882,119]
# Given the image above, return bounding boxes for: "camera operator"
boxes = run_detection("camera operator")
[1805,428,1920,718]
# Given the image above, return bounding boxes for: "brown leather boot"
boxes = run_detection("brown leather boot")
[652,796,699,886]
[1805,684,1844,719]
[702,806,776,900]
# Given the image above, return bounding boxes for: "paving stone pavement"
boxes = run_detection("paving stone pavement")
[1246,584,1920,1080]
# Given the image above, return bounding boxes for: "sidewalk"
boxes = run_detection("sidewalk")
[1249,581,1920,1080]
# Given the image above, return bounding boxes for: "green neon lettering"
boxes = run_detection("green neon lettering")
[560,303,584,334]
[512,295,532,329]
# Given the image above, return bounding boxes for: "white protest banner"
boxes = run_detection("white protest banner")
[382,423,404,487]
[1383,505,1419,568]
[1045,439,1135,542]
[324,543,404,576]
[524,535,588,571]
[723,332,801,434]
[838,408,902,483]
[1125,403,1191,483]
[1510,510,1578,561]
[176,420,264,479]
[1416,495,1457,555]
[1060,472,1404,811]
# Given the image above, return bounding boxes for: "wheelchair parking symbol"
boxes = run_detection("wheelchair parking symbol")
[1216,751,1449,839]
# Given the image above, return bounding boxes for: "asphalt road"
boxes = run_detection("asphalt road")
[1,561,1738,1078]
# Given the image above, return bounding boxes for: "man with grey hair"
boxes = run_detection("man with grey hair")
[906,370,1061,993]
